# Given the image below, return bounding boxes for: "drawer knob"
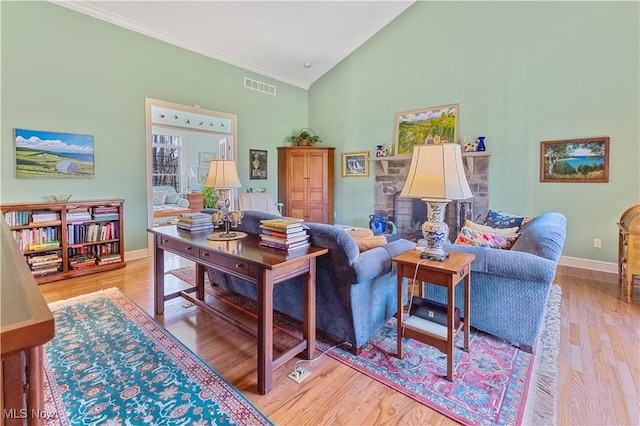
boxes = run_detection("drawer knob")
[202,252,210,257]
[235,263,244,268]
[185,246,192,250]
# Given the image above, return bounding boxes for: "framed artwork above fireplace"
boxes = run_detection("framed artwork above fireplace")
[394,104,459,155]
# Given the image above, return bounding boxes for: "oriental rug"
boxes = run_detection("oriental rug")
[170,266,560,426]
[43,288,272,426]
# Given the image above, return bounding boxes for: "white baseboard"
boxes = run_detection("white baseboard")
[125,248,150,262]
[559,255,617,274]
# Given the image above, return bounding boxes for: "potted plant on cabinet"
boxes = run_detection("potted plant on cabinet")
[289,128,322,146]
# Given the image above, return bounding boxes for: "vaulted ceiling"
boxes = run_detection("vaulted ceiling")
[52,1,415,89]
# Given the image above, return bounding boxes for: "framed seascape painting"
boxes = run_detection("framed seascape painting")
[394,104,458,155]
[342,151,369,177]
[540,137,610,183]
[249,149,267,180]
[14,129,94,178]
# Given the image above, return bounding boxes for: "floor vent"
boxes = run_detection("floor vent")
[244,77,276,96]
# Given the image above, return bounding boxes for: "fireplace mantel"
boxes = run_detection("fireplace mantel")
[373,149,490,240]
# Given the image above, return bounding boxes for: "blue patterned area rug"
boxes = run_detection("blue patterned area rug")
[43,288,272,426]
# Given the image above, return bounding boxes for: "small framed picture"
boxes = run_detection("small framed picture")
[197,166,209,183]
[342,151,369,177]
[540,137,609,183]
[198,152,216,166]
[249,149,267,180]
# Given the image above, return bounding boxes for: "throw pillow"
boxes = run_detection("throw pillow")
[454,226,520,250]
[165,192,180,204]
[153,190,168,205]
[347,229,387,252]
[483,209,525,229]
[464,219,520,235]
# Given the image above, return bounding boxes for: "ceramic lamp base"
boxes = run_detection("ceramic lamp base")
[420,198,450,260]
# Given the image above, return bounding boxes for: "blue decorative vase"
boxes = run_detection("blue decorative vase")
[477,136,486,151]
[369,214,387,233]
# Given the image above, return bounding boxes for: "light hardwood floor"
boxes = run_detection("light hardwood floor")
[38,256,640,425]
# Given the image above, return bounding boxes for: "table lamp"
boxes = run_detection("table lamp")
[185,166,196,193]
[203,160,243,239]
[400,143,472,261]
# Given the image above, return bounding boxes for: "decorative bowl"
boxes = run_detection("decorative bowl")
[51,194,72,202]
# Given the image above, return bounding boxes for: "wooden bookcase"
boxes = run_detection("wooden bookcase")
[0,199,126,284]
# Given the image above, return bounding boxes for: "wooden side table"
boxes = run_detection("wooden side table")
[184,193,204,212]
[393,250,475,381]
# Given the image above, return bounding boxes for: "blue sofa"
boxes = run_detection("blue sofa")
[204,210,415,353]
[425,212,567,353]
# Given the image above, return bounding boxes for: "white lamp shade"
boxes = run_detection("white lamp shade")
[187,166,196,178]
[204,160,242,189]
[400,144,472,201]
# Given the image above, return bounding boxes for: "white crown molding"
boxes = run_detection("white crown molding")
[49,0,310,90]
[559,255,617,274]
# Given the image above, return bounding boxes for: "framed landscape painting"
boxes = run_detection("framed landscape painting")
[14,129,94,178]
[342,151,369,177]
[395,104,458,155]
[540,137,609,183]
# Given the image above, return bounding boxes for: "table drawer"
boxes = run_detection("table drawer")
[198,249,259,279]
[159,236,197,256]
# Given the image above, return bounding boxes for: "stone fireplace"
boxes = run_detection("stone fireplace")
[373,151,490,241]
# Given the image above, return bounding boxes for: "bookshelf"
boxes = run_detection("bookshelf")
[0,199,126,284]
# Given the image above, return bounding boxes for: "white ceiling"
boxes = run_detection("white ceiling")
[52,1,415,89]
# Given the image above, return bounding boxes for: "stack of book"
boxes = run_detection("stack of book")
[31,210,60,223]
[259,218,310,252]
[177,213,213,232]
[66,208,92,222]
[69,253,97,270]
[97,253,122,266]
[93,206,119,221]
[27,251,62,276]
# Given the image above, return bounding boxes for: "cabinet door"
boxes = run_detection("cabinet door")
[307,150,327,205]
[287,150,308,205]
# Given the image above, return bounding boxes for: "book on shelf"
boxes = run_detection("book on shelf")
[28,241,60,250]
[31,210,60,222]
[259,218,304,231]
[31,266,61,276]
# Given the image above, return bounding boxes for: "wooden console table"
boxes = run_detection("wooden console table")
[393,250,474,381]
[1,219,55,425]
[147,226,328,394]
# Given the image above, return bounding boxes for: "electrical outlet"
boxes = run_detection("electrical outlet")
[287,367,311,383]
[593,238,602,249]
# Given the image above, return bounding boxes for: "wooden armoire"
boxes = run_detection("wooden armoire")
[277,146,335,224]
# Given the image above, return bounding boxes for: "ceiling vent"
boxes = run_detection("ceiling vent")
[244,77,276,96]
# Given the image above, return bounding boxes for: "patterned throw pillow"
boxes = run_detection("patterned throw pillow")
[483,209,525,229]
[153,190,168,205]
[454,226,520,250]
[464,219,520,235]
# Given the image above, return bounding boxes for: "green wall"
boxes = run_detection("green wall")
[2,1,638,265]
[309,1,639,263]
[0,1,308,252]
